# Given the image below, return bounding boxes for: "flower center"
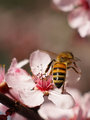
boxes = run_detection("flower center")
[33,75,54,91]
[81,0,90,9]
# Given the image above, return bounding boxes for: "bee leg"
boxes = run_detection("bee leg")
[45,59,55,73]
[49,69,52,75]
[67,66,81,74]
[61,83,66,94]
[73,62,78,68]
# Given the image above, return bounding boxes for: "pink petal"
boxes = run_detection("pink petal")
[73,105,83,120]
[30,50,51,76]
[78,20,90,37]
[19,90,44,107]
[11,113,27,120]
[53,0,79,12]
[38,102,74,120]
[82,92,90,113]
[16,59,29,68]
[6,58,35,91]
[8,89,23,102]
[8,58,28,69]
[49,89,75,109]
[0,103,8,113]
[9,58,17,68]
[73,91,90,119]
[67,88,82,104]
[68,8,86,28]
[0,66,5,84]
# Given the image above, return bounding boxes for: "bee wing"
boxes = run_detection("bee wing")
[39,49,57,60]
[65,65,81,87]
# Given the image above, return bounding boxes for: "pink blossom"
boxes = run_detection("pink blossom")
[0,50,80,119]
[38,88,90,120]
[3,50,77,112]
[52,0,90,37]
[18,50,75,108]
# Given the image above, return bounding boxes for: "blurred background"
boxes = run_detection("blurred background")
[0,0,90,93]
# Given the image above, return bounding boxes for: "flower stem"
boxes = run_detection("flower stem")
[0,92,43,120]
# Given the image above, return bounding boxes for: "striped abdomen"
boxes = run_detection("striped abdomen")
[52,62,66,88]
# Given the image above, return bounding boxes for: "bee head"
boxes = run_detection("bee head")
[56,51,75,64]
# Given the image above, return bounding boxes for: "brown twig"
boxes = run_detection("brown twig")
[0,92,43,120]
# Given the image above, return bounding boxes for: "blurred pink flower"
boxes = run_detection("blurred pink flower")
[52,0,79,12]
[38,88,90,120]
[52,0,90,37]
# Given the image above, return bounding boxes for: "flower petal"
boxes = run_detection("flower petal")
[20,90,44,107]
[68,8,86,28]
[53,0,79,12]
[0,103,8,113]
[49,89,75,109]
[38,102,74,120]
[83,92,90,110]
[78,21,90,37]
[16,59,29,68]
[11,113,27,120]
[67,88,82,104]
[0,66,5,84]
[30,50,51,75]
[6,58,35,91]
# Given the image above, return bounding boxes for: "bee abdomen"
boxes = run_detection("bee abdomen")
[53,72,65,76]
[54,82,64,88]
[53,75,65,88]
[52,63,66,88]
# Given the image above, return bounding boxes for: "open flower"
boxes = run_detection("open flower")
[38,88,90,120]
[5,50,74,108]
[17,50,75,108]
[0,50,81,119]
[52,0,90,37]
[4,50,77,110]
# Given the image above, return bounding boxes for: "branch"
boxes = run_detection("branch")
[0,92,43,120]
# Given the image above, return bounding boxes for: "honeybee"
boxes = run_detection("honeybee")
[45,51,81,93]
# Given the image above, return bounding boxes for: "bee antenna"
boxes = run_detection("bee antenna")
[74,57,81,62]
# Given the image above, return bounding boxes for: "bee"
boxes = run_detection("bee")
[45,51,81,93]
